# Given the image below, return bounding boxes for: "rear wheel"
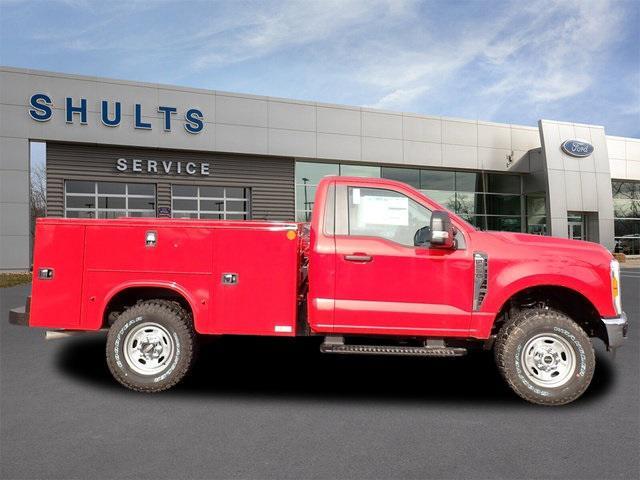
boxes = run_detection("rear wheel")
[106,300,195,392]
[495,308,595,406]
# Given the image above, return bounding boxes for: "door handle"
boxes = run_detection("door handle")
[344,254,373,262]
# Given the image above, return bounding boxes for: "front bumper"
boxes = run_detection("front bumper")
[8,296,30,326]
[602,312,628,350]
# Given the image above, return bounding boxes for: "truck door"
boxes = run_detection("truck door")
[332,184,474,337]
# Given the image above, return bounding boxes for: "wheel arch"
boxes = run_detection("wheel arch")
[492,284,607,346]
[101,282,197,330]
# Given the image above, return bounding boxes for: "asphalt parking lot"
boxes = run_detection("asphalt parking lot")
[1,273,638,480]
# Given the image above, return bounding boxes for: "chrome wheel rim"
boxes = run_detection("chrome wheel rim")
[521,333,576,388]
[123,322,175,376]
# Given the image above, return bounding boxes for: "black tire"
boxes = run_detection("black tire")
[151,299,199,361]
[106,300,195,392]
[147,299,190,319]
[494,308,595,406]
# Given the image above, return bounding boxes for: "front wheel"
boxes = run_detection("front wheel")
[106,300,195,392]
[494,308,595,406]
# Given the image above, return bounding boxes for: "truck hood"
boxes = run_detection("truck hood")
[473,231,612,266]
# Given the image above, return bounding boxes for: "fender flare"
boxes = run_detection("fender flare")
[96,280,200,330]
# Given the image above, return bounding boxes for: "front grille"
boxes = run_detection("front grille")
[473,252,488,311]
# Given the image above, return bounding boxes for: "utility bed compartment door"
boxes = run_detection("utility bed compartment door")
[208,228,298,336]
[30,223,85,328]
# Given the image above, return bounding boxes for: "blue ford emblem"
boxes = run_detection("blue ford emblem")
[561,139,594,158]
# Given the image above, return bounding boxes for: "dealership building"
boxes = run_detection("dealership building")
[1,66,639,271]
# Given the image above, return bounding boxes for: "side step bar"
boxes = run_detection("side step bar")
[320,336,467,357]
[45,329,107,340]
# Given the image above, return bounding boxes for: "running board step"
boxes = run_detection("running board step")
[320,343,467,357]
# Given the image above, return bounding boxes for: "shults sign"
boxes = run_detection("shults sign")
[28,93,204,133]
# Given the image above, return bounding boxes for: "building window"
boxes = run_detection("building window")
[295,162,382,221]
[296,162,340,221]
[171,185,250,219]
[295,161,525,232]
[65,181,156,218]
[612,180,640,255]
[383,168,522,232]
[526,194,547,235]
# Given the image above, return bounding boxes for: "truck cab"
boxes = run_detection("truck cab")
[307,176,475,337]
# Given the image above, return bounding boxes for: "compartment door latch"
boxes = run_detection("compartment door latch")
[221,273,238,285]
[38,268,54,280]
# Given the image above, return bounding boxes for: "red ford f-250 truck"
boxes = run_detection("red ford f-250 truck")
[9,176,629,405]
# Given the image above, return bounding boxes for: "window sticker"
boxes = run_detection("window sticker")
[360,195,409,226]
[352,188,361,204]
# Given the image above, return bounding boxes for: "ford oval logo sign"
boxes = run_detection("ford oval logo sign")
[561,139,594,158]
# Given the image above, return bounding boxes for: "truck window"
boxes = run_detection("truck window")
[347,187,431,246]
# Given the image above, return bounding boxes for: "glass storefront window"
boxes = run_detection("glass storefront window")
[458,215,521,232]
[482,194,522,216]
[98,197,126,209]
[612,180,640,200]
[525,194,547,235]
[455,172,482,192]
[295,162,339,185]
[613,199,640,218]
[527,216,547,235]
[171,185,250,220]
[527,194,546,216]
[340,164,381,177]
[97,182,126,195]
[295,161,529,232]
[295,162,340,221]
[296,185,316,221]
[486,216,521,232]
[487,173,521,194]
[65,210,95,218]
[421,170,454,191]
[612,180,640,254]
[453,192,478,216]
[381,167,420,188]
[567,212,584,223]
[65,181,156,218]
[67,195,96,209]
[614,219,640,255]
[422,190,456,210]
[172,185,198,197]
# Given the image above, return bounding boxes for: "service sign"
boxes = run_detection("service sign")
[561,139,594,158]
[116,157,210,176]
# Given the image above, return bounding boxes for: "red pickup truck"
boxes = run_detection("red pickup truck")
[10,176,628,405]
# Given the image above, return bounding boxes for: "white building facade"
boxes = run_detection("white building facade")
[1,66,639,270]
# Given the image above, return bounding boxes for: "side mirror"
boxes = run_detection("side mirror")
[413,226,431,246]
[430,211,455,249]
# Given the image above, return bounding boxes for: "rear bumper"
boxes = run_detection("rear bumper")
[602,312,628,350]
[8,296,30,326]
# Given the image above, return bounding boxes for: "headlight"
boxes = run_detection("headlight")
[611,259,622,315]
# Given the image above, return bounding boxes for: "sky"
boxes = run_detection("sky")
[1,0,639,138]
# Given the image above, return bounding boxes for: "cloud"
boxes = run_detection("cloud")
[191,0,414,70]
[369,85,429,110]
[482,0,623,104]
[358,0,624,111]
